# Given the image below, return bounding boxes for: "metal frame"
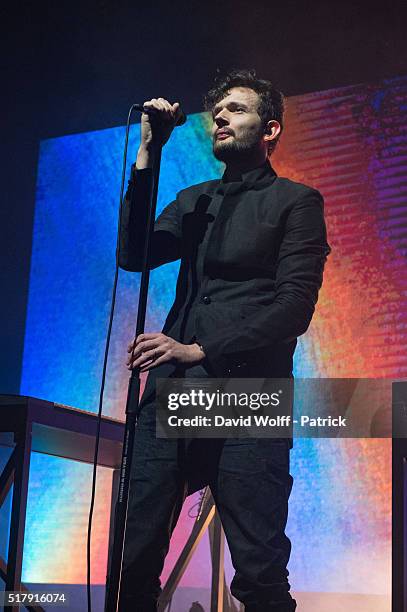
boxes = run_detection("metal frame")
[158,487,243,612]
[0,395,125,612]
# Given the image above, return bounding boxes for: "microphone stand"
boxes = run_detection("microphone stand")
[104,136,163,612]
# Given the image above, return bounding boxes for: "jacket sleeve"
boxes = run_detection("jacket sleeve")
[118,166,182,271]
[199,190,331,376]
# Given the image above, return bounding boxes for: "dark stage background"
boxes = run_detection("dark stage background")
[1,0,406,391]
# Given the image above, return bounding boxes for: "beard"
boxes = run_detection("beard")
[213,126,264,164]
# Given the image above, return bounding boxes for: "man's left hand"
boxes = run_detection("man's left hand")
[126,332,205,372]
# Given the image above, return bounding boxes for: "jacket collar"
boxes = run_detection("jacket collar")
[217,159,277,195]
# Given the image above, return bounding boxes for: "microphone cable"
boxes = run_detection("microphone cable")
[86,104,138,612]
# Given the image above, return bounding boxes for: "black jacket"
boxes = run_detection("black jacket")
[119,160,331,380]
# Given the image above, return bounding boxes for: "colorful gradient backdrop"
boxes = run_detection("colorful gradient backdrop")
[10,76,407,599]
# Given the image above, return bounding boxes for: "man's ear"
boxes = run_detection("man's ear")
[264,120,281,145]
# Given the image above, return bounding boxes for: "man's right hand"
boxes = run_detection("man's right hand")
[136,98,181,168]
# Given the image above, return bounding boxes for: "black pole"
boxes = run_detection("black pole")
[104,145,163,612]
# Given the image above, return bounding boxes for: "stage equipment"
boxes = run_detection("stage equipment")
[392,381,407,612]
[104,103,171,612]
[0,394,125,612]
[157,486,243,612]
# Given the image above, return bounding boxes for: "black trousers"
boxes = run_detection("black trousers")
[119,370,296,612]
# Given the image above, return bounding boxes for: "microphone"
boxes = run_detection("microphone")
[132,103,187,126]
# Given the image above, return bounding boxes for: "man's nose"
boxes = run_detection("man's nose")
[214,110,229,126]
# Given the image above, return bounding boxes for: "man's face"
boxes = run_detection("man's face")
[211,87,265,163]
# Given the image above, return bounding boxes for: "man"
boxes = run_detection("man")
[118,69,331,612]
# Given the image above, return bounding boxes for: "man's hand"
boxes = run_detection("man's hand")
[126,332,205,372]
[136,98,181,168]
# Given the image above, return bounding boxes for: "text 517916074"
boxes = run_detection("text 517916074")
[1,592,69,607]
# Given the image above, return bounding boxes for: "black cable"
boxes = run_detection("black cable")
[86,104,138,612]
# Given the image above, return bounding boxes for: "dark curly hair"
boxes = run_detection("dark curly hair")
[203,69,285,153]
